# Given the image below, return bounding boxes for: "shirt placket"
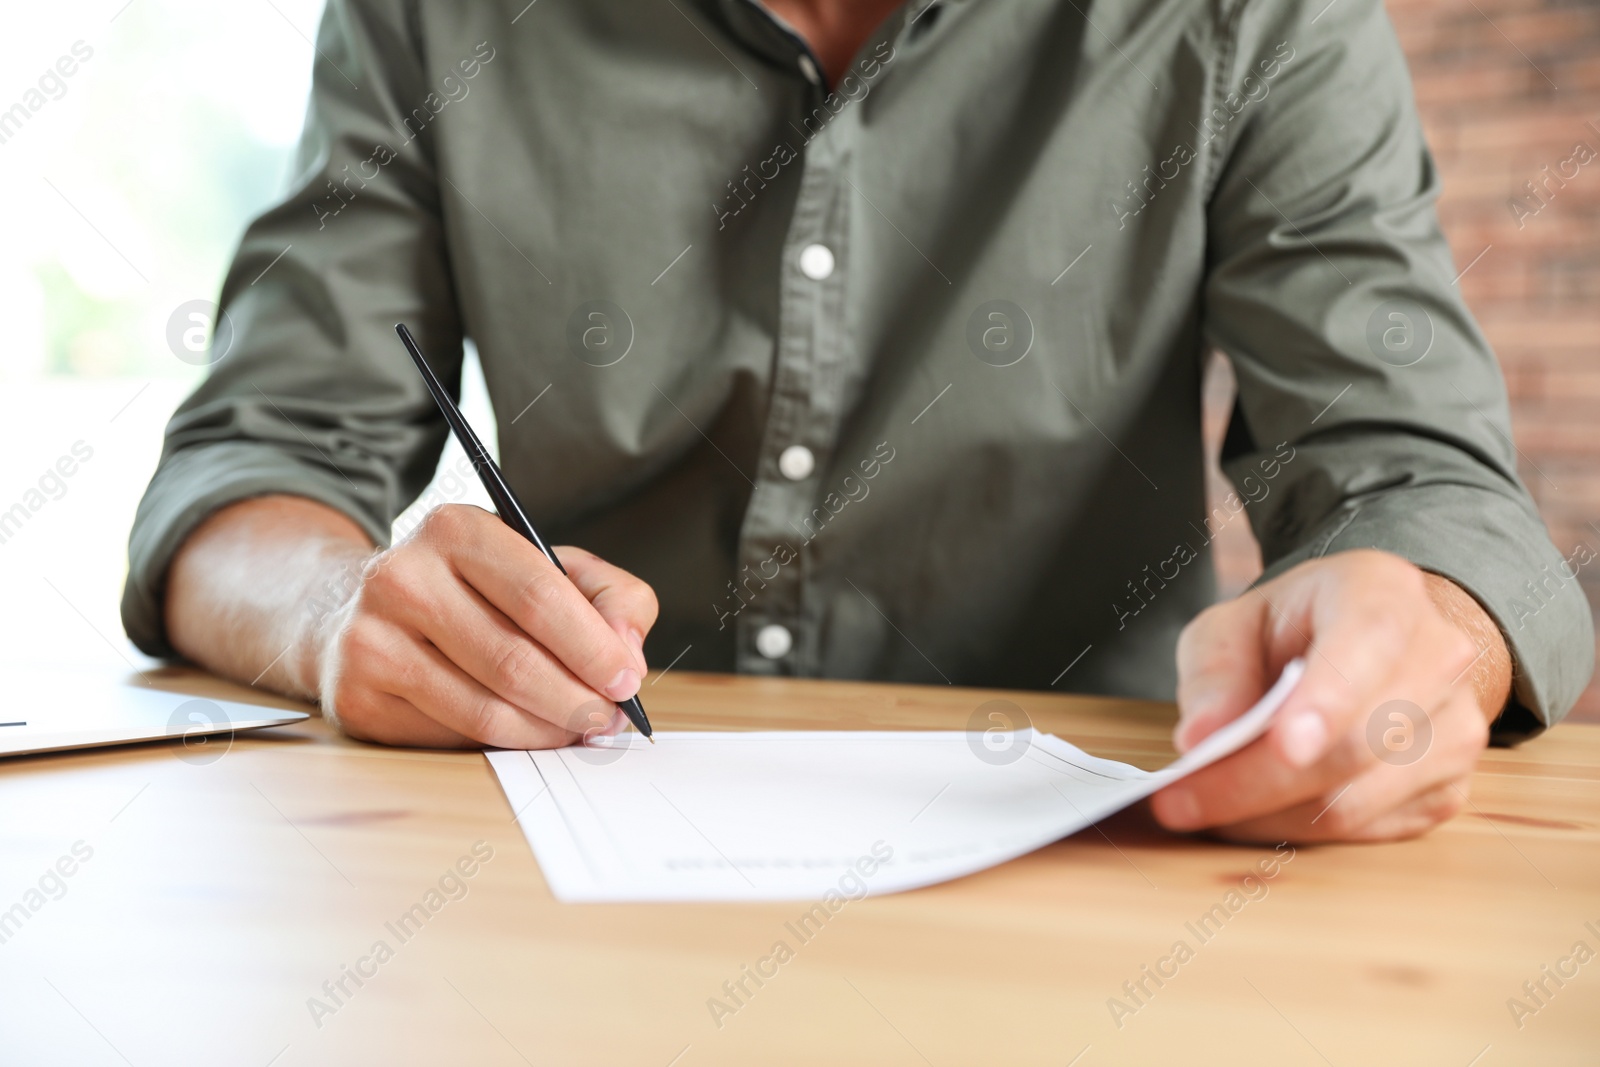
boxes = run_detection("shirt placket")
[734,53,853,677]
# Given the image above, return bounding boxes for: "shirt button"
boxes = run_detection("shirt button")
[798,243,834,280]
[777,445,815,481]
[756,624,793,660]
[798,54,821,86]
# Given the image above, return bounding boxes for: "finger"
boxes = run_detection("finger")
[1256,552,1436,769]
[1173,596,1270,751]
[1154,676,1481,832]
[1151,718,1374,832]
[1342,780,1470,842]
[336,689,476,749]
[392,635,589,748]
[342,613,583,748]
[361,526,620,735]
[435,508,643,704]
[1211,778,1470,845]
[557,546,657,674]
[405,584,614,736]
[1181,689,1485,842]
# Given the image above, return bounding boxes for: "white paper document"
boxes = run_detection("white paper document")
[487,660,1304,902]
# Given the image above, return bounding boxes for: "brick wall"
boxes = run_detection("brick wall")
[1202,0,1600,722]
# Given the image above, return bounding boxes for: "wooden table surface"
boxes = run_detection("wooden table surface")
[2,664,1597,1066]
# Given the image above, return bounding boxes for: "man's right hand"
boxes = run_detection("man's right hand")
[164,496,657,749]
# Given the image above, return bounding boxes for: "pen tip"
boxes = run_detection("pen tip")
[647,735,656,745]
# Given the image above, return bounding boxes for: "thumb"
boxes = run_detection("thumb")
[558,547,658,675]
[1173,596,1270,752]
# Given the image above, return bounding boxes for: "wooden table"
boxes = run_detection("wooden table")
[2,664,1597,1066]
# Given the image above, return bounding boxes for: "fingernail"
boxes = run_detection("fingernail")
[604,667,641,702]
[602,708,626,736]
[1159,788,1201,830]
[1280,710,1328,767]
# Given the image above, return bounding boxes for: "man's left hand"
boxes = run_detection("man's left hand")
[1150,549,1512,843]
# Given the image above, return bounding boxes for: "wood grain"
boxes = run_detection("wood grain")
[1,662,1596,1066]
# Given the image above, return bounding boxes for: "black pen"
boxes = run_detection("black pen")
[394,323,653,742]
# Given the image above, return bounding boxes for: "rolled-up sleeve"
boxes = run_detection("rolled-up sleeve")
[1201,0,1593,736]
[122,0,462,656]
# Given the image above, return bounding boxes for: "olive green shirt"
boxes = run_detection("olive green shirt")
[124,0,1594,736]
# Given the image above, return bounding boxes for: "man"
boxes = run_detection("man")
[125,0,1593,844]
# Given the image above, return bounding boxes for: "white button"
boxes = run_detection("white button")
[798,243,834,280]
[778,445,815,481]
[798,54,821,85]
[756,624,793,659]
